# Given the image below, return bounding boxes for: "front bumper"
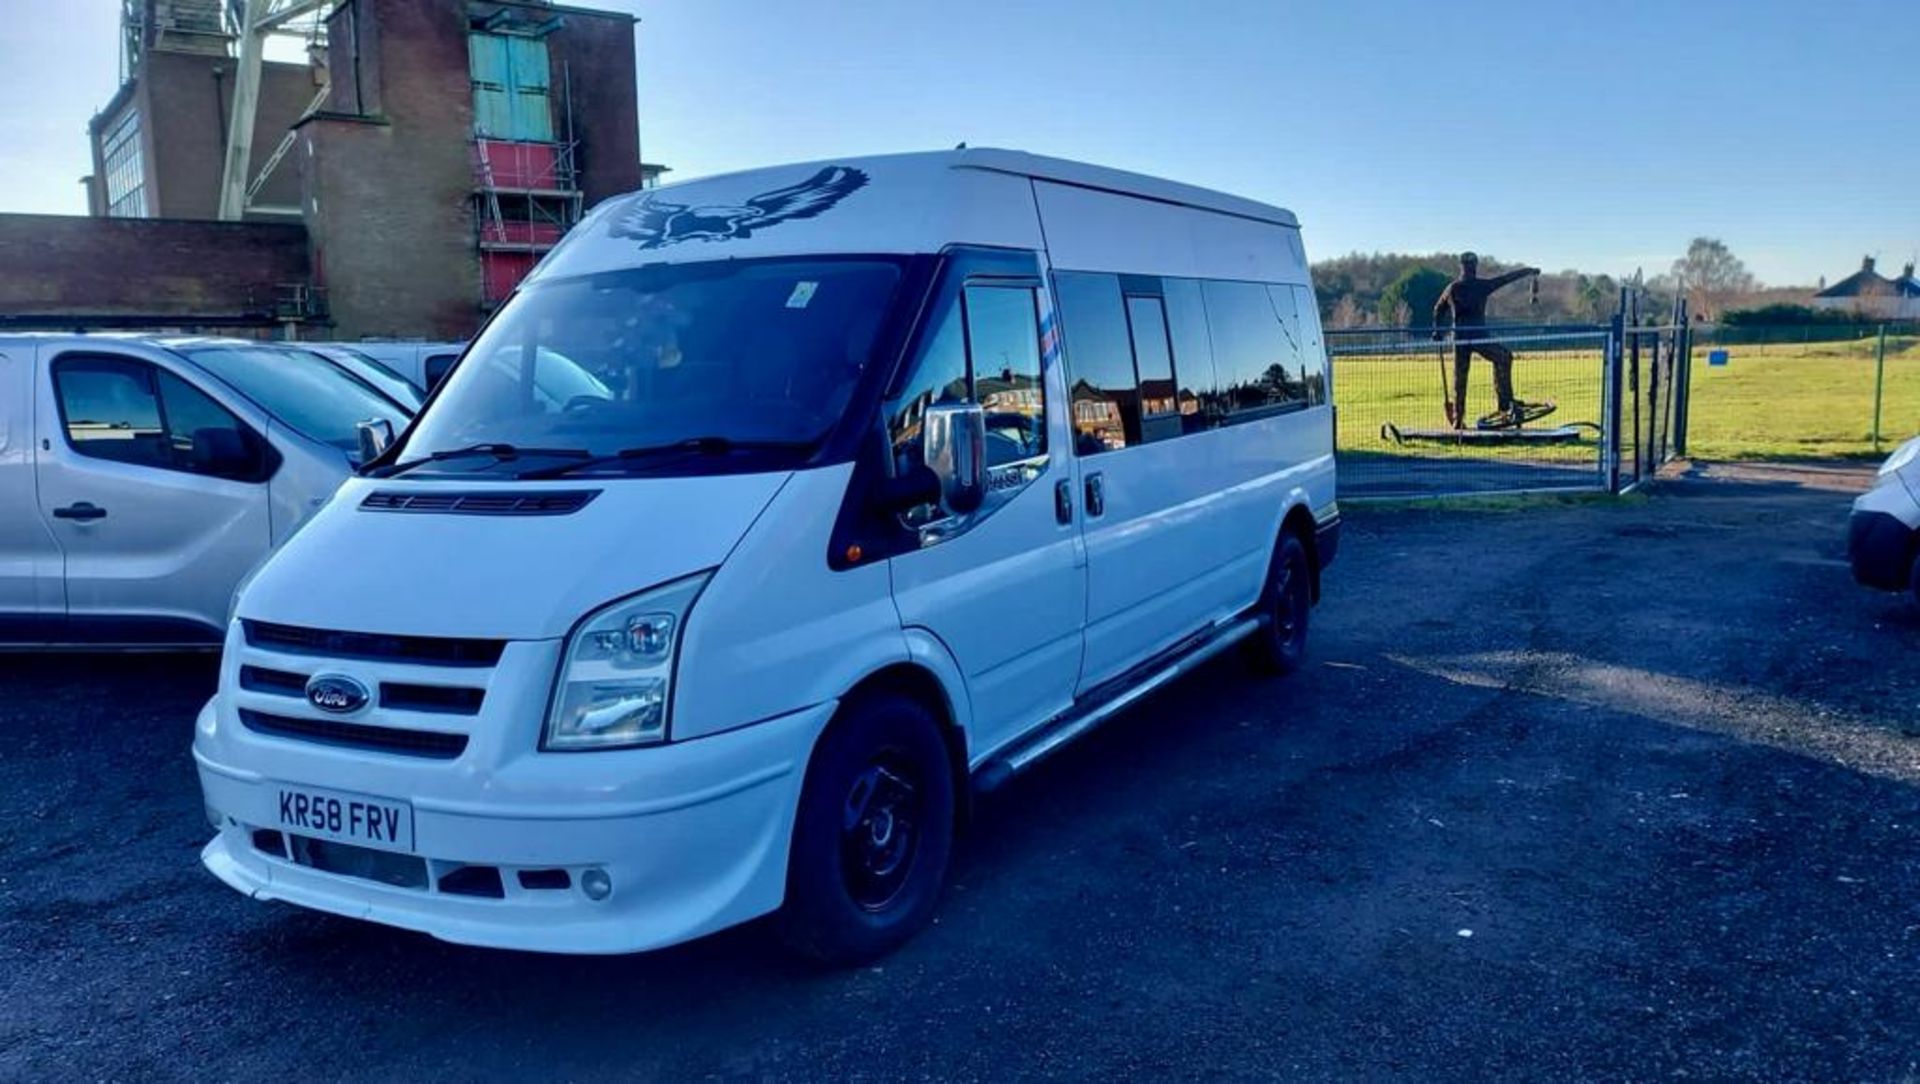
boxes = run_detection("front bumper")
[1849,509,1916,592]
[196,697,834,954]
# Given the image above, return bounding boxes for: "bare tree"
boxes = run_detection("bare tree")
[1671,237,1756,320]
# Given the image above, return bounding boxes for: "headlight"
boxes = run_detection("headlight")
[543,572,710,751]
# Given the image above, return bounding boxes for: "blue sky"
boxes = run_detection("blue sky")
[4,0,1914,285]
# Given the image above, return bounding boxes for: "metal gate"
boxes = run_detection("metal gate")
[1330,293,1691,499]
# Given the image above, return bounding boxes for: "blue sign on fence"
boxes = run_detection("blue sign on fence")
[1708,349,1729,367]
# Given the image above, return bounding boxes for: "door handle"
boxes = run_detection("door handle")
[53,502,107,521]
[1054,479,1074,524]
[1084,473,1105,518]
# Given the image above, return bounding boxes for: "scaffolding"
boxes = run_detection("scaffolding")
[473,137,583,305]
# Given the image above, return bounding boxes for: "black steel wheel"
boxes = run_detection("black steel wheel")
[1246,532,1312,676]
[777,691,955,965]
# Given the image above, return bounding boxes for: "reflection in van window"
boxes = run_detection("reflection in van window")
[405,258,904,464]
[1126,294,1181,443]
[885,302,969,479]
[54,356,169,470]
[155,370,269,481]
[1202,280,1309,418]
[1163,278,1218,432]
[1054,272,1138,454]
[1291,284,1328,406]
[183,346,409,456]
[964,285,1046,467]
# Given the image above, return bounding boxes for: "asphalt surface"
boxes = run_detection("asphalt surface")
[3,460,1917,1081]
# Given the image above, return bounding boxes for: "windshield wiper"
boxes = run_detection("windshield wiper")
[367,443,591,478]
[516,437,816,480]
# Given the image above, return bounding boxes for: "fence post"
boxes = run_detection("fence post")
[1873,324,1888,453]
[1606,294,1626,493]
[1674,298,1691,458]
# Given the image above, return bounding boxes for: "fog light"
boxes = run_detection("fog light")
[581,868,613,901]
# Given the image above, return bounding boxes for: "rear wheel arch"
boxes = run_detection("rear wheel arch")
[1279,502,1322,602]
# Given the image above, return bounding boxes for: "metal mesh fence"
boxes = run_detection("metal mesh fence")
[1330,327,1610,498]
[1683,326,1920,459]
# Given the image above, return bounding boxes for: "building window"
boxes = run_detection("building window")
[101,110,147,218]
[469,32,554,142]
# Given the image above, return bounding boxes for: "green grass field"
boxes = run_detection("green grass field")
[1331,335,1919,463]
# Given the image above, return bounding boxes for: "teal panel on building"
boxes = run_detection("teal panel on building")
[469,32,553,141]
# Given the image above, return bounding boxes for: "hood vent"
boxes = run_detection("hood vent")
[360,490,601,516]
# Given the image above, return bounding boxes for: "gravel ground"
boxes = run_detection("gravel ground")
[2,459,1916,1081]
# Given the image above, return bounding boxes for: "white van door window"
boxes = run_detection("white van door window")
[884,282,1047,529]
[964,285,1046,468]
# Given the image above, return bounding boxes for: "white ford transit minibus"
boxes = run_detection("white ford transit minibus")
[195,150,1340,962]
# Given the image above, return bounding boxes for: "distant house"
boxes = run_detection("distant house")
[1813,256,1920,319]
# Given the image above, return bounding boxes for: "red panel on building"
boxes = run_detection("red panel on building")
[479,219,565,246]
[481,250,538,303]
[476,139,564,191]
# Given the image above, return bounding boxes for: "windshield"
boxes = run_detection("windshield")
[323,346,425,409]
[398,258,904,475]
[183,346,412,456]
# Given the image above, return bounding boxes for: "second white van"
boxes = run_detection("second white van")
[194,149,1340,963]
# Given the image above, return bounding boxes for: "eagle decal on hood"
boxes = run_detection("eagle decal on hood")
[607,166,870,250]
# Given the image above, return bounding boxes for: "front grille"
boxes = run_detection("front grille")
[289,834,429,890]
[239,665,307,697]
[359,490,600,516]
[242,620,505,668]
[239,708,468,759]
[380,681,485,716]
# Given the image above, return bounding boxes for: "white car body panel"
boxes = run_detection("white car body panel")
[196,149,1339,953]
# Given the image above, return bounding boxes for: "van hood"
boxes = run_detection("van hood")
[237,472,793,640]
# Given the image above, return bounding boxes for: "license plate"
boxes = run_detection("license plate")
[275,784,414,852]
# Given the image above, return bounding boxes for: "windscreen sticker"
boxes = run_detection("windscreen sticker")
[786,281,819,309]
[607,166,870,250]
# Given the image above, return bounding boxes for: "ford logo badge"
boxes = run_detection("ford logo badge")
[305,673,371,715]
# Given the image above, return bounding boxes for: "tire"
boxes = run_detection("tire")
[1245,532,1312,676]
[776,692,956,966]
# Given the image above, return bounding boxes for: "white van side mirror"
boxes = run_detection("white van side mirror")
[922,402,987,515]
[356,418,396,465]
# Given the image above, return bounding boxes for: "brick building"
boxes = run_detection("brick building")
[1,0,649,340]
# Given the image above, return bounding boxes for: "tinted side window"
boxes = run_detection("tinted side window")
[1126,295,1181,443]
[965,285,1046,467]
[1202,280,1307,419]
[1265,285,1312,404]
[884,301,969,478]
[54,357,171,471]
[53,357,267,480]
[1054,271,1137,454]
[1291,284,1328,406]
[1163,278,1218,432]
[155,371,270,482]
[424,353,460,390]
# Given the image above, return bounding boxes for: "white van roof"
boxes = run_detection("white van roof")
[951,148,1297,228]
[528,149,1298,285]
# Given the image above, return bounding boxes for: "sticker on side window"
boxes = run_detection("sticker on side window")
[785,281,819,309]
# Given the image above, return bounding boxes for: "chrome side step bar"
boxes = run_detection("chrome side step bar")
[973,614,1263,793]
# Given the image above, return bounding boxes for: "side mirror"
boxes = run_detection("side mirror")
[191,427,255,478]
[356,418,396,465]
[922,402,987,515]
